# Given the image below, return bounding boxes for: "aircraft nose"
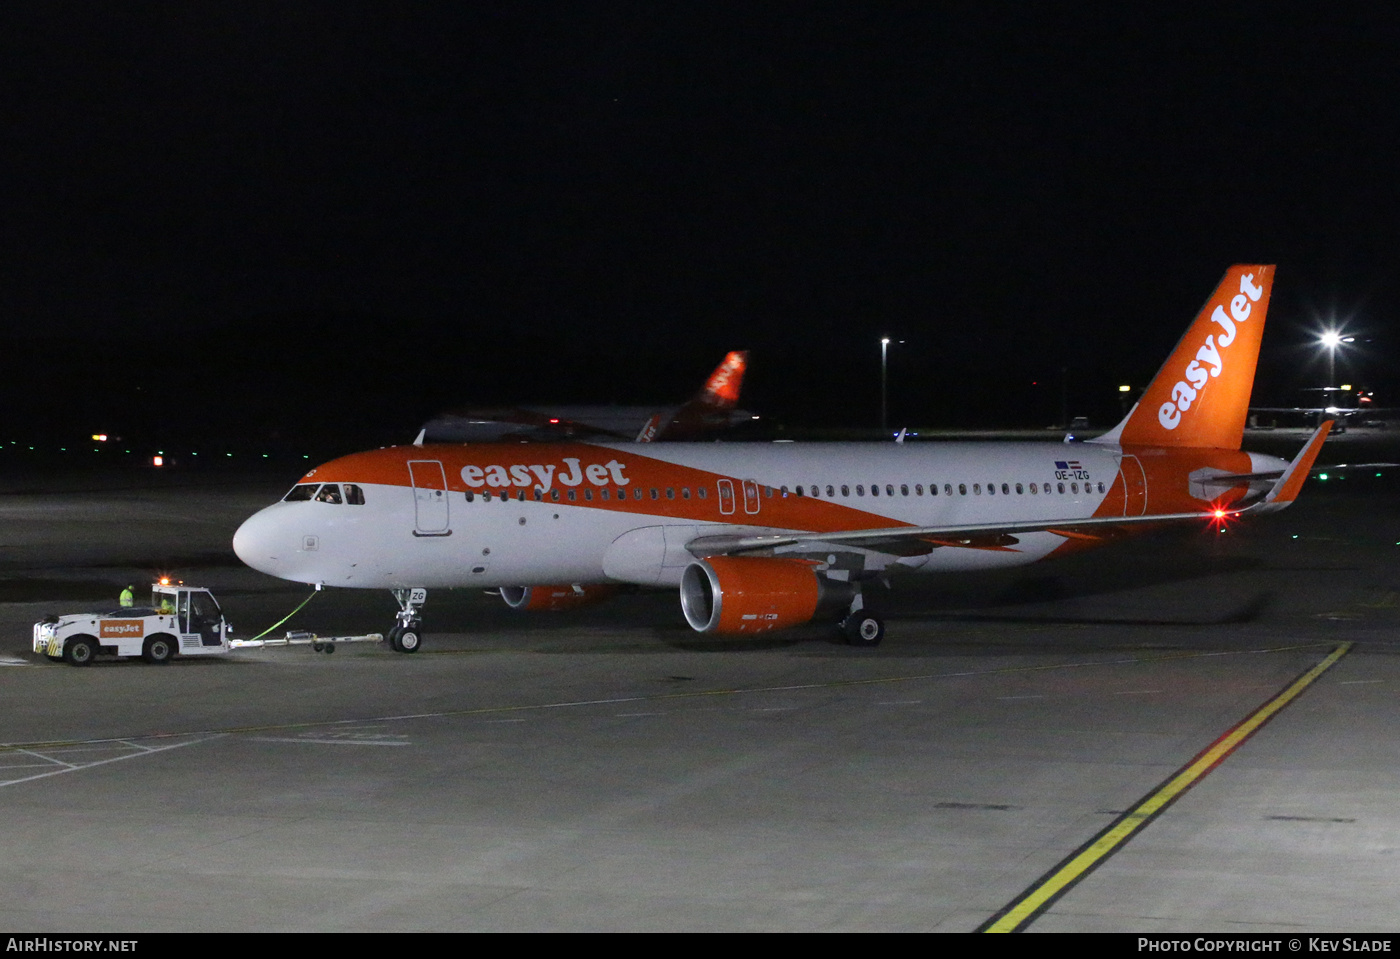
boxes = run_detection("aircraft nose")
[233,506,286,577]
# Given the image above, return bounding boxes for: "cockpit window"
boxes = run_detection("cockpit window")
[344,484,365,505]
[284,483,320,502]
[315,484,343,504]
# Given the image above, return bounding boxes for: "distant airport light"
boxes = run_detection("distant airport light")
[92,434,108,442]
[153,455,164,467]
[1340,384,1352,391]
[1318,330,1356,387]
[1118,385,1131,393]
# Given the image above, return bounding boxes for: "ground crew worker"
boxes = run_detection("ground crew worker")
[119,584,135,607]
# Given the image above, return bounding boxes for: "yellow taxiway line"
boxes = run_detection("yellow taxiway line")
[979,642,1353,933]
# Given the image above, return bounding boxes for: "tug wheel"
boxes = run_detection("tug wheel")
[142,634,176,664]
[64,635,97,666]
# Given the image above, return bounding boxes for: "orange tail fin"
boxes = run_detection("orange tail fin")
[1094,265,1274,451]
[698,350,747,408]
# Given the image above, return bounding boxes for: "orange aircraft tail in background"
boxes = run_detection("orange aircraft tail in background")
[1094,265,1274,451]
[636,350,749,441]
[698,350,747,407]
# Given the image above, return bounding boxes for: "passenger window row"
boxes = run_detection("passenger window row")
[779,480,1107,497]
[461,478,1107,505]
[283,483,366,505]
[466,486,713,504]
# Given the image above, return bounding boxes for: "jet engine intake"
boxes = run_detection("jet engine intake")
[680,556,853,634]
[500,584,618,611]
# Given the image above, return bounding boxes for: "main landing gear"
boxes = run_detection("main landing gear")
[838,592,885,648]
[388,587,426,653]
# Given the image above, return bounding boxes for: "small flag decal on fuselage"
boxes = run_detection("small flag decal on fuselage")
[1055,460,1082,470]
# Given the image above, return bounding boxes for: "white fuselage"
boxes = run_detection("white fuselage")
[232,440,1274,591]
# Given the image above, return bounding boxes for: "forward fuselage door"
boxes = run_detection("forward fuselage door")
[408,460,451,535]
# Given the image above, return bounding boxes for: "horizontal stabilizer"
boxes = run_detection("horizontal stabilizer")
[1258,420,1333,511]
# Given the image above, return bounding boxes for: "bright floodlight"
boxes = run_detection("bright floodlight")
[1320,330,1344,348]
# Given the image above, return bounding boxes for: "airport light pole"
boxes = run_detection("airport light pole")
[879,337,904,433]
[880,337,890,432]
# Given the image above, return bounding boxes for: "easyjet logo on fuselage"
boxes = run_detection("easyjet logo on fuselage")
[1158,272,1266,430]
[461,458,630,493]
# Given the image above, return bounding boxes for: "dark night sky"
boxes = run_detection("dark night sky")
[2,4,1398,454]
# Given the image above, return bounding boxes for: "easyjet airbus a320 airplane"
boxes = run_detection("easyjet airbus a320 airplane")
[234,265,1331,652]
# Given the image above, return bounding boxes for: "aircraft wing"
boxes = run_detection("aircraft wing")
[683,508,1226,559]
[688,421,1337,558]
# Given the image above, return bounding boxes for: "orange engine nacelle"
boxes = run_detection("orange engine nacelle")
[500,584,618,611]
[679,556,852,635]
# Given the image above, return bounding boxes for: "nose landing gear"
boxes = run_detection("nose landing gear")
[388,587,426,653]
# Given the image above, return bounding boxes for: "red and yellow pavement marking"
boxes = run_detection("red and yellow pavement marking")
[978,641,1353,933]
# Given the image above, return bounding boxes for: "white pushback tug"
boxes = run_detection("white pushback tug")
[32,582,384,666]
